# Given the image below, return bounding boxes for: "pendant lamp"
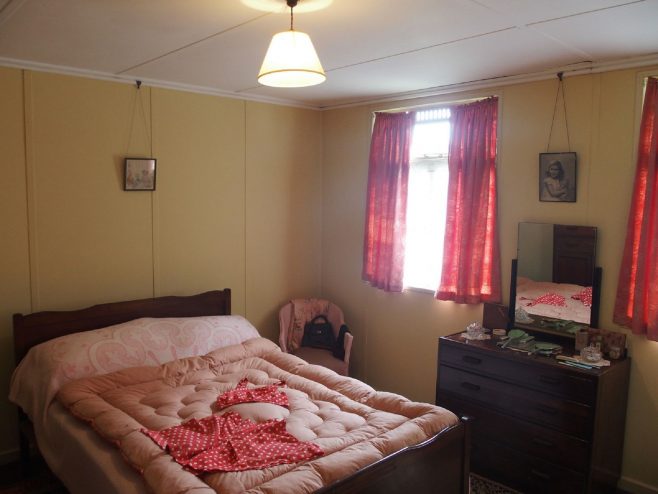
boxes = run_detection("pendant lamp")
[258,0,326,87]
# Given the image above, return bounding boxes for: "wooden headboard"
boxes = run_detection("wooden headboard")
[13,289,231,364]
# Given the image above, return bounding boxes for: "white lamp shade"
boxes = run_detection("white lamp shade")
[258,30,326,87]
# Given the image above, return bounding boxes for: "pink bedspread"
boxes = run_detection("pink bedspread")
[57,337,458,494]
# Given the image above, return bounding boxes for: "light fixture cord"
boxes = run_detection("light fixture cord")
[287,0,297,30]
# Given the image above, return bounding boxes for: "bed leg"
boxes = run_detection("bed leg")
[461,416,472,494]
[17,409,32,477]
[19,432,30,476]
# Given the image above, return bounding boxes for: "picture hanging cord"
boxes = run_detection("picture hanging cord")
[126,80,152,156]
[546,72,571,152]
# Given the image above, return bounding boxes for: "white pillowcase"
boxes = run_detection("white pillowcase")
[10,315,260,425]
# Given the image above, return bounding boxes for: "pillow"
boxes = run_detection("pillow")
[9,315,259,425]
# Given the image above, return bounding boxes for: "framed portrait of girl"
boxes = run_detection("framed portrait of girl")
[539,152,576,202]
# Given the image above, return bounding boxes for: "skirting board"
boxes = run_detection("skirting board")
[619,476,658,494]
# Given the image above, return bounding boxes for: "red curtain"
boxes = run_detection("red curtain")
[613,77,658,341]
[362,111,415,292]
[436,97,501,304]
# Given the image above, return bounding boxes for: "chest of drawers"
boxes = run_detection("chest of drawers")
[436,333,630,494]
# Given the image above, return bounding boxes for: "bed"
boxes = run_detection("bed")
[10,290,469,494]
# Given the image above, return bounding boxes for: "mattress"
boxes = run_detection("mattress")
[39,401,146,494]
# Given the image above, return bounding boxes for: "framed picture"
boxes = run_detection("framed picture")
[124,158,156,191]
[539,152,576,202]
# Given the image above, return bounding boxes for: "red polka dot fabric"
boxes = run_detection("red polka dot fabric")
[216,378,289,410]
[521,292,566,307]
[571,286,593,307]
[143,411,323,473]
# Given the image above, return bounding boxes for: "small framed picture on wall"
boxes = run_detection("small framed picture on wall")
[124,158,156,191]
[539,152,576,202]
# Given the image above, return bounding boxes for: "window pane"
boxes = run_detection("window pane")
[410,121,450,158]
[403,158,449,291]
[404,109,451,292]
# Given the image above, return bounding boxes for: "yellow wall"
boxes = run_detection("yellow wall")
[245,102,323,340]
[2,62,657,493]
[0,67,31,451]
[0,68,322,457]
[321,67,658,493]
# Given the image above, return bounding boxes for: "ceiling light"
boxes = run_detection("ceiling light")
[257,0,326,88]
[242,0,332,13]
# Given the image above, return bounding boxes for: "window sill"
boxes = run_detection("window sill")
[403,286,436,296]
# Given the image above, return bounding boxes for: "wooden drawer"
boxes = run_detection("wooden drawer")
[439,365,592,438]
[440,341,596,403]
[438,394,590,471]
[472,437,586,494]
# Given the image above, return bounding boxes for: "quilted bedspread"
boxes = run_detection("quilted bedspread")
[57,337,458,494]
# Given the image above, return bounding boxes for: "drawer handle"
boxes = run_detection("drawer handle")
[460,382,481,391]
[535,404,558,415]
[462,355,482,365]
[531,436,554,448]
[530,469,551,481]
[539,375,560,385]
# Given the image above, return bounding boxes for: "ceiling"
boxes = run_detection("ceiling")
[1,0,657,109]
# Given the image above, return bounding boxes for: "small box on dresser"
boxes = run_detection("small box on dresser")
[436,332,630,494]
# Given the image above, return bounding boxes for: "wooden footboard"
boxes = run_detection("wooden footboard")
[317,417,471,494]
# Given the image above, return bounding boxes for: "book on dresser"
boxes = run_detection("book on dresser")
[436,332,630,494]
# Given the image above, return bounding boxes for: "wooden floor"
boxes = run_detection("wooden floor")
[0,462,518,494]
[0,458,67,494]
[0,458,632,494]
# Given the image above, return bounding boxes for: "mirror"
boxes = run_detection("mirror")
[509,222,601,337]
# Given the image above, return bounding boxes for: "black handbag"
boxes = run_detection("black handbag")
[302,315,335,350]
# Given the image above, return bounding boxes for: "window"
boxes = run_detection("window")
[403,108,451,291]
[363,98,500,302]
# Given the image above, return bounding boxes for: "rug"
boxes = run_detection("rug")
[470,473,523,494]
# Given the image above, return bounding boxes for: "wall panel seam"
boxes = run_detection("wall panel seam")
[243,100,248,317]
[149,86,157,297]
[21,69,38,311]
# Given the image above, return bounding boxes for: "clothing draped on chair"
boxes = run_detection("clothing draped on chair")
[362,111,415,292]
[436,97,501,304]
[285,298,331,353]
[613,77,658,341]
